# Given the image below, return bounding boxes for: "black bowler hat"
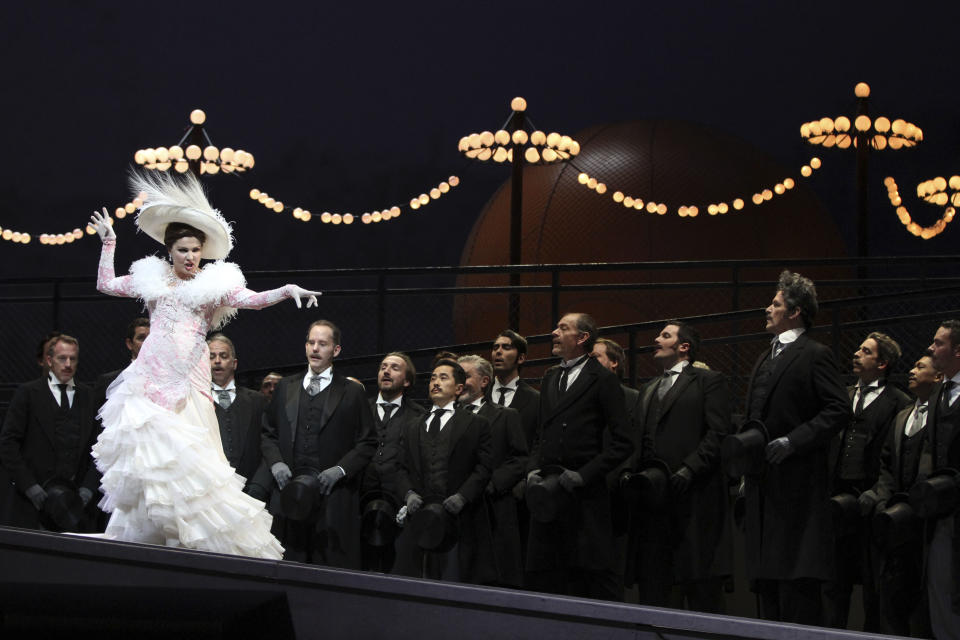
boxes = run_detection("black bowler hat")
[361,490,399,548]
[873,493,920,551]
[409,496,458,552]
[525,465,571,524]
[909,467,960,519]
[829,492,861,534]
[621,458,671,511]
[721,419,769,478]
[281,466,324,521]
[40,477,85,533]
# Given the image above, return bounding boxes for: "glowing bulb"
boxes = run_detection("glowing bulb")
[301,211,311,222]
[718,203,729,214]
[512,129,529,145]
[525,147,540,163]
[410,199,420,209]
[134,150,146,164]
[854,82,870,98]
[185,145,201,160]
[752,194,763,205]
[810,157,822,169]
[613,191,624,203]
[419,194,429,205]
[430,188,441,199]
[855,115,871,132]
[439,182,450,193]
[273,202,283,213]
[623,197,634,208]
[249,189,261,200]
[775,184,785,195]
[372,212,382,223]
[733,198,744,210]
[143,148,157,164]
[542,148,557,162]
[190,109,206,125]
[657,204,667,215]
[762,189,773,201]
[511,97,527,112]
[449,176,460,186]
[332,214,342,224]
[530,131,546,145]
[494,130,510,146]
[578,173,589,184]
[115,207,125,217]
[343,214,354,224]
[596,183,607,194]
[784,178,795,189]
[586,177,597,189]
[321,212,333,223]
[835,116,851,132]
[480,131,495,147]
[646,202,658,213]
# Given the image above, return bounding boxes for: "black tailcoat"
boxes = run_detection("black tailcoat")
[362,396,426,503]
[261,371,377,568]
[477,401,527,587]
[214,386,272,495]
[527,356,634,572]
[630,365,734,583]
[0,377,99,528]
[743,334,850,582]
[394,408,495,584]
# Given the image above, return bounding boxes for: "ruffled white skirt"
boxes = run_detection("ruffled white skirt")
[91,372,283,559]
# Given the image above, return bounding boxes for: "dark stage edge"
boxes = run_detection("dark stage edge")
[0,526,905,640]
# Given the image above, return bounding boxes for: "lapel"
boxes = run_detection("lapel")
[73,385,93,447]
[893,404,911,458]
[444,410,470,458]
[408,410,425,476]
[318,374,346,433]
[659,366,695,419]
[35,379,61,447]
[544,357,599,422]
[284,376,301,443]
[511,382,532,410]
[761,334,807,411]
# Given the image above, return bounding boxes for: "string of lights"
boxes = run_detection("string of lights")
[571,157,821,216]
[884,175,956,239]
[247,176,461,225]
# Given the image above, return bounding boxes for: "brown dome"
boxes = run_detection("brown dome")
[454,119,847,352]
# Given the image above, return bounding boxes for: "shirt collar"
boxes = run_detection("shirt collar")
[666,360,689,375]
[772,327,806,346]
[857,379,881,391]
[431,400,457,413]
[48,372,74,388]
[212,380,236,392]
[561,354,589,369]
[376,392,402,407]
[468,397,484,410]
[949,371,960,385]
[303,366,333,388]
[493,375,519,391]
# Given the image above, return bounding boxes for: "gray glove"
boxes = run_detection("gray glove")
[858,491,877,517]
[526,469,542,483]
[558,468,584,492]
[765,436,794,464]
[271,462,292,489]
[25,484,47,510]
[317,466,345,495]
[78,487,93,507]
[670,466,694,496]
[406,491,423,513]
[443,493,466,515]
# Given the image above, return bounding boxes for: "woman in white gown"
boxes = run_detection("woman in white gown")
[88,172,318,559]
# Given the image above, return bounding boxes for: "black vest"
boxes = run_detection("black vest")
[53,398,82,481]
[420,416,451,497]
[214,402,237,466]
[931,392,960,470]
[294,385,330,469]
[899,427,926,491]
[748,353,776,421]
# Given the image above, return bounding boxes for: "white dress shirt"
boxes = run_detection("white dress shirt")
[944,371,960,408]
[376,392,402,420]
[491,375,519,407]
[904,400,929,437]
[659,360,689,394]
[212,379,237,403]
[852,379,882,412]
[425,401,456,432]
[559,354,589,390]
[771,327,806,357]
[302,366,333,393]
[47,372,75,408]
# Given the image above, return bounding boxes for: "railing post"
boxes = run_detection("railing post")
[376,274,386,353]
[551,269,560,328]
[52,280,62,330]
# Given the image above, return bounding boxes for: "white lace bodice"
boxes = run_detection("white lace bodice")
[97,238,294,411]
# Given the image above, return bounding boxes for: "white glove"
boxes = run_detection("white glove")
[289,285,321,309]
[89,207,116,240]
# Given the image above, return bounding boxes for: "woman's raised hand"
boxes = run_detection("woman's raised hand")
[89,207,116,241]
[289,286,321,309]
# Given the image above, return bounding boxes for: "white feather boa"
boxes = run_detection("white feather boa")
[129,256,246,330]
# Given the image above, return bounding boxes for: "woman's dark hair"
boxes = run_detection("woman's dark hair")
[163,222,206,250]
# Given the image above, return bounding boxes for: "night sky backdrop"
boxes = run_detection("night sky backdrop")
[2,1,960,278]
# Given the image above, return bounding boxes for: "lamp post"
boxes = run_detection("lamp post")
[459,97,580,330]
[801,82,922,260]
[132,109,255,178]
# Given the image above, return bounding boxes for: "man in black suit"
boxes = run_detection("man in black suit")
[742,271,850,625]
[630,321,733,613]
[490,330,540,450]
[526,312,634,601]
[361,351,425,572]
[823,331,911,629]
[261,320,377,568]
[207,334,273,501]
[592,338,642,423]
[0,334,99,530]
[924,320,960,637]
[393,359,495,584]
[458,354,528,587]
[94,317,150,404]
[861,351,939,636]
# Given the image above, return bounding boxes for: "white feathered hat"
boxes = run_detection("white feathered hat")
[132,170,234,260]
